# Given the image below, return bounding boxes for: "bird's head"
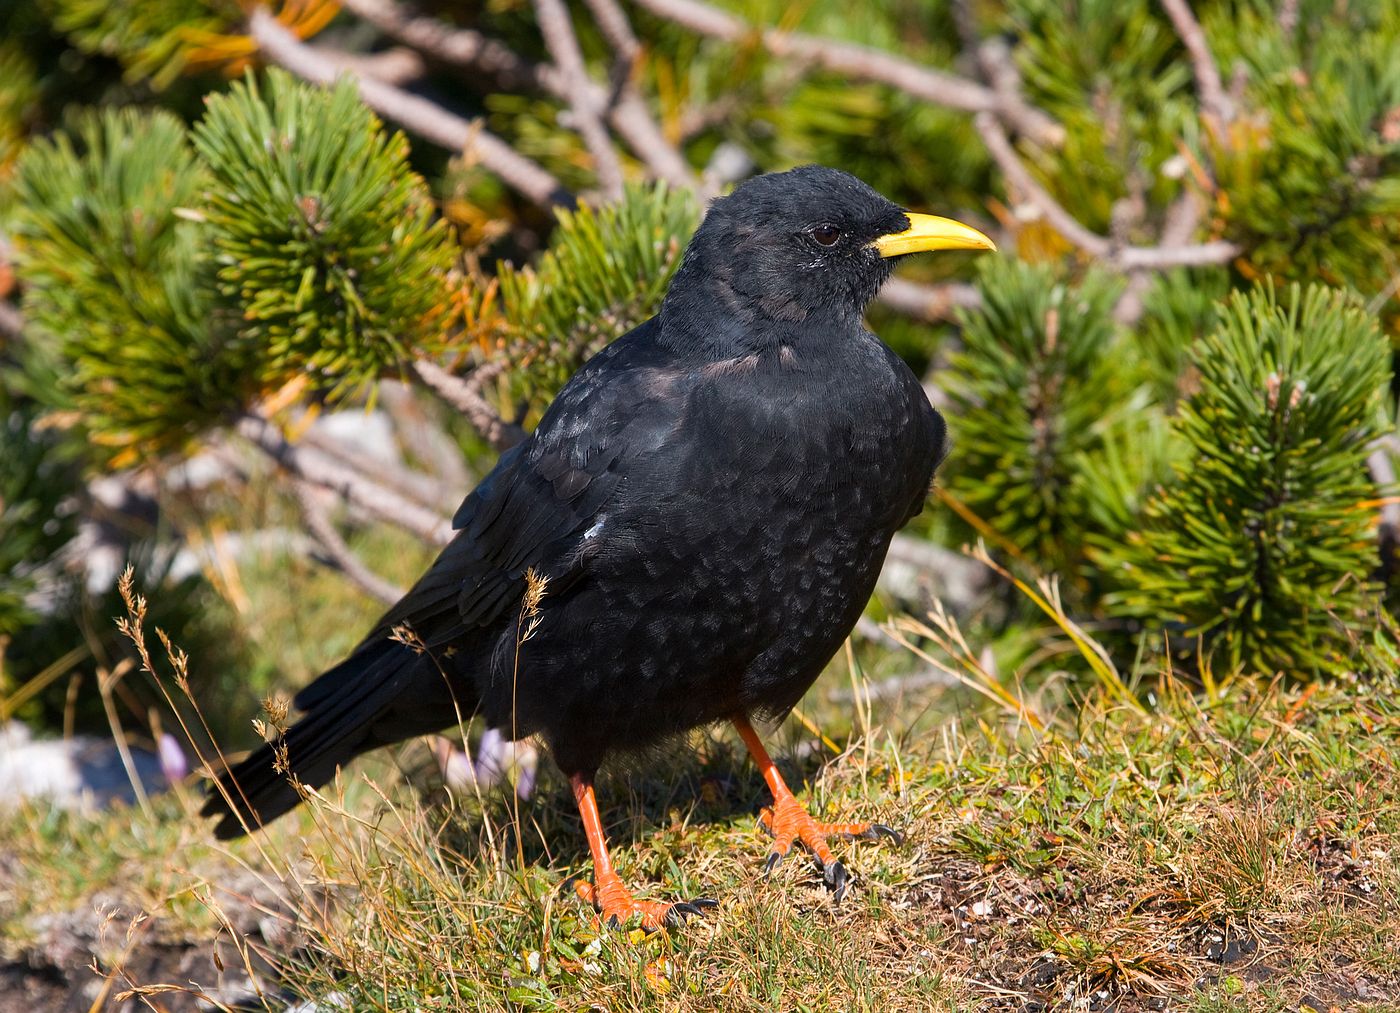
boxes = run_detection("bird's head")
[662,165,994,347]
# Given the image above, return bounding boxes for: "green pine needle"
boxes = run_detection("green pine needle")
[193,69,458,402]
[10,106,239,459]
[498,181,698,399]
[940,259,1157,586]
[1106,283,1389,675]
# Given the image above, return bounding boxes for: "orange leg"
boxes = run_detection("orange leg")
[569,772,716,931]
[733,715,901,901]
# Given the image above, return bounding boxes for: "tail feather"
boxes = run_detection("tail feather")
[202,642,425,839]
[293,637,396,712]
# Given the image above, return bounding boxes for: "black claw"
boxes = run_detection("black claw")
[763,850,785,877]
[823,859,850,903]
[605,914,623,930]
[663,899,718,928]
[867,823,904,845]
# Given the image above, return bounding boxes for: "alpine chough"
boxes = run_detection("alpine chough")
[203,165,995,929]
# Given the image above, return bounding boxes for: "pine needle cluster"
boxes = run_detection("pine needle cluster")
[498,182,698,393]
[940,259,1153,586]
[9,107,235,458]
[194,71,457,401]
[1107,285,1389,675]
[9,72,458,459]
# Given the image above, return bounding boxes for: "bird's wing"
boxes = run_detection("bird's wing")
[357,322,679,651]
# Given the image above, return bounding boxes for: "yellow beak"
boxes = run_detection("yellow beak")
[873,212,997,258]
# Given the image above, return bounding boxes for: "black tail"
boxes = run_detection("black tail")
[201,640,460,839]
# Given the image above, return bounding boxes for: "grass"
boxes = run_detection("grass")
[3,577,1398,1012]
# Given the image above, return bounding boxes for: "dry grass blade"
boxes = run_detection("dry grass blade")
[886,600,1046,731]
[968,542,1146,715]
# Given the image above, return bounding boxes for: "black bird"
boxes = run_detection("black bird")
[204,165,994,928]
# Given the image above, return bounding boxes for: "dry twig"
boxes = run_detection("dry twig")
[338,0,697,190]
[237,413,454,546]
[631,0,1062,146]
[292,480,407,604]
[339,0,548,90]
[411,359,527,452]
[1160,0,1234,134]
[879,279,981,323]
[583,0,641,97]
[975,113,1239,270]
[534,0,627,200]
[248,7,573,208]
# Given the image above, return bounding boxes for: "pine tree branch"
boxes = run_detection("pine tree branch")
[630,0,1063,146]
[1114,189,1207,324]
[976,112,1240,269]
[534,0,627,201]
[878,279,981,322]
[292,479,407,604]
[580,0,707,195]
[248,7,573,208]
[236,412,454,546]
[314,43,428,85]
[299,424,459,513]
[411,358,528,451]
[339,0,697,190]
[339,0,550,91]
[1159,0,1234,135]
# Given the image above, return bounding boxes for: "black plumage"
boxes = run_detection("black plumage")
[204,165,993,927]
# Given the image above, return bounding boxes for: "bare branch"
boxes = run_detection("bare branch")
[583,0,642,107]
[377,380,472,492]
[611,99,702,193]
[877,279,981,322]
[585,0,641,66]
[292,480,406,604]
[0,300,21,340]
[534,0,627,200]
[631,0,1063,146]
[248,7,573,208]
[1369,440,1400,565]
[338,0,697,191]
[1114,189,1206,324]
[312,43,427,86]
[299,423,458,512]
[411,358,528,452]
[581,0,704,194]
[338,0,550,91]
[976,112,1240,270]
[1159,0,1234,133]
[236,413,453,546]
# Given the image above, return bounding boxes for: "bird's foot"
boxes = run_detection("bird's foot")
[574,872,717,932]
[758,794,902,902]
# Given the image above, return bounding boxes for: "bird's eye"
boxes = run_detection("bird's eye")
[810,224,842,247]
